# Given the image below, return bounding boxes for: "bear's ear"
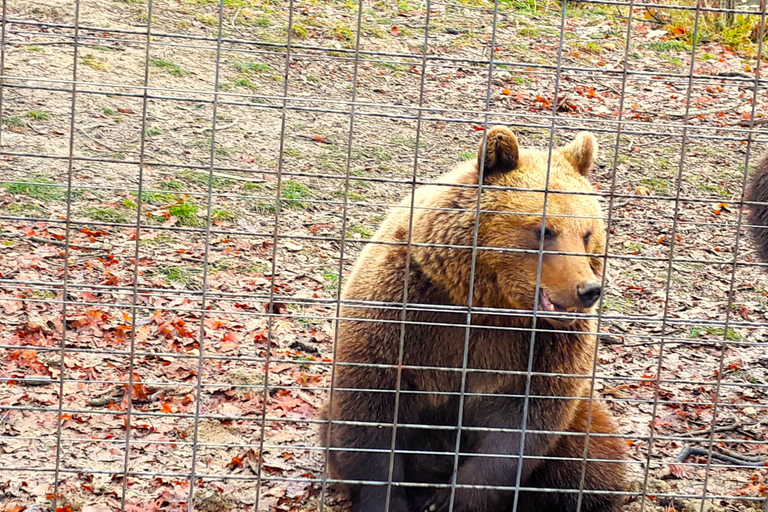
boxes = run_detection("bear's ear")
[477,125,519,183]
[560,131,598,176]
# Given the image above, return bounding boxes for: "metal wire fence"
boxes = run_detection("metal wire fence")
[0,0,767,510]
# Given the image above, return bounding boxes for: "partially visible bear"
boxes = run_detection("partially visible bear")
[747,153,768,262]
[319,126,627,512]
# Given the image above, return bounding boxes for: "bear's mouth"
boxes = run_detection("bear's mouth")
[538,288,569,313]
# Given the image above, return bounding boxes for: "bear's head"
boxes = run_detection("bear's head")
[410,126,605,327]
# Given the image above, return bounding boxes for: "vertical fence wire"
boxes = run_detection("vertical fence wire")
[447,0,504,509]
[119,0,154,508]
[318,1,365,510]
[51,0,82,507]
[574,1,636,510]
[253,0,296,508]
[638,4,703,512]
[697,5,768,512]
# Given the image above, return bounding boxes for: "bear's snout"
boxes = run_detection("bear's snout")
[577,282,602,308]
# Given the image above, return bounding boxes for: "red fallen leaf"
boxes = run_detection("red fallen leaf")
[117,108,134,114]
[668,464,690,478]
[313,135,325,143]
[161,402,173,413]
[472,125,484,130]
[52,131,64,135]
[126,373,150,401]
[222,331,240,343]
[411,66,420,74]
[227,455,244,468]
[535,95,552,106]
[391,26,400,36]
[587,88,597,98]
[502,88,512,95]
[743,112,752,120]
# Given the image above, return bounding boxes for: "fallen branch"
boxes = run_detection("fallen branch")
[192,121,238,134]
[677,446,768,467]
[76,127,121,153]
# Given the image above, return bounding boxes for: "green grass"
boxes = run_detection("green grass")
[150,58,186,77]
[699,183,729,197]
[160,180,184,191]
[232,77,259,90]
[231,59,272,73]
[640,178,670,195]
[176,169,235,188]
[141,192,177,205]
[688,327,743,341]
[101,107,116,115]
[2,116,24,127]
[84,207,127,223]
[81,54,107,70]
[458,151,477,160]
[145,127,163,136]
[280,180,312,208]
[647,40,692,52]
[195,13,219,26]
[346,224,373,239]
[169,202,201,226]
[27,110,51,120]
[159,266,200,286]
[4,177,64,201]
[212,209,237,222]
[601,297,636,314]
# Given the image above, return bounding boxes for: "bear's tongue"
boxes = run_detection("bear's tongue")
[539,289,567,313]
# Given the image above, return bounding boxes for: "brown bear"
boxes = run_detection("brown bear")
[319,126,627,512]
[747,153,768,262]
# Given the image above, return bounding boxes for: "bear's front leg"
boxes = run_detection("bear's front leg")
[418,429,552,512]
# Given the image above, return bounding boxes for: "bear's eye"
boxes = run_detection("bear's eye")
[584,230,592,246]
[535,227,555,241]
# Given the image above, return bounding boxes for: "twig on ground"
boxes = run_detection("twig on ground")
[677,446,768,466]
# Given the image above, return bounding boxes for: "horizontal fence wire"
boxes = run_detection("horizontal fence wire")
[2,0,768,510]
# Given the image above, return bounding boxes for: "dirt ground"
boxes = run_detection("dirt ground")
[0,0,767,511]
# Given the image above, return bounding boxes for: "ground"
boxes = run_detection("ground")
[0,0,767,511]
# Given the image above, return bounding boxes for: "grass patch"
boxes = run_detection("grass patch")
[458,151,477,160]
[4,177,64,201]
[212,209,237,222]
[81,54,107,70]
[640,177,670,195]
[662,9,758,54]
[177,169,235,188]
[27,110,51,120]
[232,77,259,90]
[160,180,184,191]
[145,127,163,136]
[169,202,201,226]
[699,183,729,197]
[195,13,219,26]
[601,297,636,314]
[150,58,186,77]
[141,192,178,205]
[346,224,373,239]
[2,116,24,127]
[281,180,312,208]
[159,266,201,286]
[231,59,272,73]
[647,40,692,52]
[688,327,743,341]
[84,207,127,223]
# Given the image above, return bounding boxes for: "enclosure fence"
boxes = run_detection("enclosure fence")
[1,0,767,510]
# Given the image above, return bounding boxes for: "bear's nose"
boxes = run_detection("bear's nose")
[577,282,602,308]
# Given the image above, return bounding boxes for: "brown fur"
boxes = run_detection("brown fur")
[747,152,768,263]
[319,127,626,512]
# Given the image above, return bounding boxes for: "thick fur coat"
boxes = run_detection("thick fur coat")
[319,127,627,512]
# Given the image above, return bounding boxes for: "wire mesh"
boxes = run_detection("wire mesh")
[1,0,767,511]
